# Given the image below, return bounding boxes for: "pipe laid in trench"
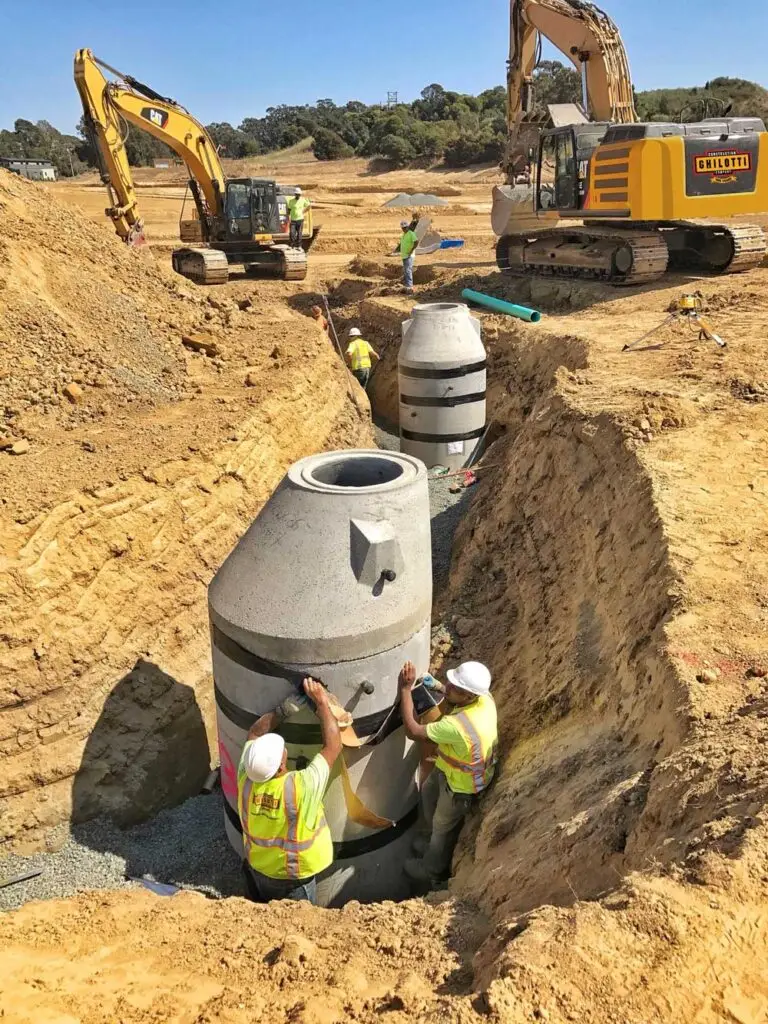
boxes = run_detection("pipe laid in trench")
[461,287,542,323]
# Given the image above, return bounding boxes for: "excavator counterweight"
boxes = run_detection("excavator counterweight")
[74,50,318,284]
[493,0,767,285]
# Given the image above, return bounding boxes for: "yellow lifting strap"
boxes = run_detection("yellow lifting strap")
[335,700,445,830]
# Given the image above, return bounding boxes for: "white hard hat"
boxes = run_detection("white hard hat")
[242,734,285,782]
[295,186,302,194]
[400,219,409,228]
[446,661,491,696]
[349,327,362,337]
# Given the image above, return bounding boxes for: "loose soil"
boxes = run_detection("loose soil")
[3,153,768,1024]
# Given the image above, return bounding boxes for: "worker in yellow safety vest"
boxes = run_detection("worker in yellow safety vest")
[345,327,379,390]
[238,677,341,904]
[286,187,311,249]
[398,659,497,886]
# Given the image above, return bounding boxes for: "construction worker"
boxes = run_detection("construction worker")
[238,677,341,904]
[311,304,329,333]
[345,327,379,390]
[397,659,497,887]
[286,187,311,249]
[394,219,419,292]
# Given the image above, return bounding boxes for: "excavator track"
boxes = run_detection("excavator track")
[664,221,767,276]
[498,226,669,285]
[272,245,308,282]
[171,247,230,285]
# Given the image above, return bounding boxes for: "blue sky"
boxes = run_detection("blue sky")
[2,0,767,134]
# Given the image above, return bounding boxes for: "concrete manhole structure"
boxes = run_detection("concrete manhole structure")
[208,449,432,905]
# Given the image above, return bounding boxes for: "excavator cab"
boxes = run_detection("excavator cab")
[224,178,281,239]
[536,124,608,214]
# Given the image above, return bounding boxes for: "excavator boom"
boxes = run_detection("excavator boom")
[74,49,226,242]
[507,0,636,168]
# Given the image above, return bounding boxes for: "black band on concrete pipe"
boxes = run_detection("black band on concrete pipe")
[401,425,486,444]
[399,359,486,380]
[223,792,419,861]
[400,391,486,408]
[214,678,400,743]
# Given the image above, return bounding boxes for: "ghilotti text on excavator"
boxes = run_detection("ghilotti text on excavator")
[74,50,320,284]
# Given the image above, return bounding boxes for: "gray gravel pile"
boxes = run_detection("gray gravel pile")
[1,425,474,914]
[0,793,244,912]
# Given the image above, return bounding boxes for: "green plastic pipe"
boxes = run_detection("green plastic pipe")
[461,288,542,323]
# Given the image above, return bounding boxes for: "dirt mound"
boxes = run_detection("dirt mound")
[0,171,374,850]
[0,168,208,449]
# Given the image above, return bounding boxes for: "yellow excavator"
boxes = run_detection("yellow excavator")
[492,0,768,284]
[74,50,317,283]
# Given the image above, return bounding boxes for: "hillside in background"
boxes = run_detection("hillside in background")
[3,69,768,175]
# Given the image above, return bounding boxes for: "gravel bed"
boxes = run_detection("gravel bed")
[0,794,244,912]
[1,425,474,913]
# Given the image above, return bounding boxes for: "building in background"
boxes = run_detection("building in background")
[0,157,57,181]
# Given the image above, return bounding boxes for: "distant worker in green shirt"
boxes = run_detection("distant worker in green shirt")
[286,187,311,249]
[394,219,419,292]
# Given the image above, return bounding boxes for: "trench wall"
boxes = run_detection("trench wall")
[1,345,372,851]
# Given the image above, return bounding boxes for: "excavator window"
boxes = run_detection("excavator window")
[537,130,579,212]
[225,182,252,237]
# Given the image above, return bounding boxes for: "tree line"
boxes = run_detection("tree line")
[2,70,767,176]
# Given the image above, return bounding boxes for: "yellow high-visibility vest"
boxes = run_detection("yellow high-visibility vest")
[238,767,333,879]
[434,694,498,794]
[347,338,372,370]
[287,196,310,221]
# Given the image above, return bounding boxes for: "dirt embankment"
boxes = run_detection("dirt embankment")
[0,171,372,851]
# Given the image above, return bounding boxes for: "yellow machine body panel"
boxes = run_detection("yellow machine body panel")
[588,133,768,221]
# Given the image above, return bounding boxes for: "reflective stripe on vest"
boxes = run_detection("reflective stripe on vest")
[348,339,371,370]
[434,695,497,795]
[238,770,332,880]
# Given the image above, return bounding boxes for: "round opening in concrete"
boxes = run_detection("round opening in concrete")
[309,455,404,488]
[413,302,464,315]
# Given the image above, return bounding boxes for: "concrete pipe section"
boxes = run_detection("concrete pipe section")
[208,450,432,905]
[399,302,487,471]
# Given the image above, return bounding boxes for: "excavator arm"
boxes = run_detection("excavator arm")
[74,49,226,243]
[507,0,636,165]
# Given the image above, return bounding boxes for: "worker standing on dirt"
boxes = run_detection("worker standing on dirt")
[287,187,311,249]
[237,677,341,904]
[345,327,379,390]
[394,219,419,293]
[397,659,497,887]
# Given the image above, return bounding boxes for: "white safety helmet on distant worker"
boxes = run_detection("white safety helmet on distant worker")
[295,186,302,194]
[400,219,410,229]
[446,661,492,696]
[242,733,285,782]
[349,327,362,337]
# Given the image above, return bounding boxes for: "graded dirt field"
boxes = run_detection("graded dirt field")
[3,152,768,1023]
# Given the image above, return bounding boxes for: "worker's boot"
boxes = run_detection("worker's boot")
[404,857,439,886]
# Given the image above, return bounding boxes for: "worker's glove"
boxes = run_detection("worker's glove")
[418,673,443,693]
[275,692,308,723]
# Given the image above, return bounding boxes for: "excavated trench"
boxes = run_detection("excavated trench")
[3,276,690,925]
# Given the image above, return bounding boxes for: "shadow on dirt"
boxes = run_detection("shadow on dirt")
[72,658,245,897]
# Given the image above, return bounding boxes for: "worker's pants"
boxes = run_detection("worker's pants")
[419,769,476,880]
[290,219,304,249]
[242,862,317,904]
[352,368,370,389]
[402,255,414,289]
